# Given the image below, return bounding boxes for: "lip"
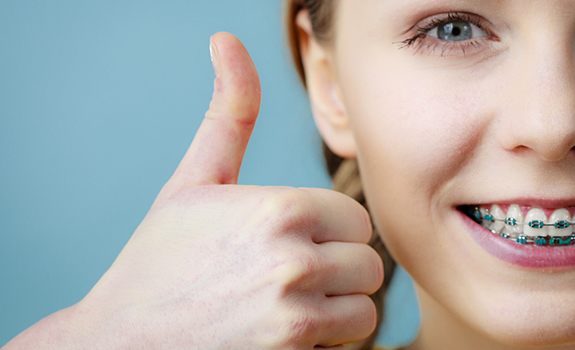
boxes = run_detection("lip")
[456,208,575,269]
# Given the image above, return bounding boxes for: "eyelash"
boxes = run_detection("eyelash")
[397,12,494,57]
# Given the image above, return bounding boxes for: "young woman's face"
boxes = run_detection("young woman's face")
[329,0,575,345]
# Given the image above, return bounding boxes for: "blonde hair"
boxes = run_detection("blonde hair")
[284,1,398,348]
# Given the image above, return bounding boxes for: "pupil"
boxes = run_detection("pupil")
[438,21,472,41]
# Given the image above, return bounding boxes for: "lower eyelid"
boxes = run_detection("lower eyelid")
[415,37,491,58]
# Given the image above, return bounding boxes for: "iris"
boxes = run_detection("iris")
[438,21,472,41]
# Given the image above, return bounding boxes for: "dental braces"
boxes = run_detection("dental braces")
[470,207,575,246]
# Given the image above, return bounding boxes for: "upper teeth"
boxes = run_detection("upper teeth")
[506,204,523,234]
[479,204,573,237]
[524,207,546,236]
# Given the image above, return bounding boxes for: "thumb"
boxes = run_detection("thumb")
[165,32,261,193]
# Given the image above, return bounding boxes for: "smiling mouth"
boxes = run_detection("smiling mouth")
[458,204,575,247]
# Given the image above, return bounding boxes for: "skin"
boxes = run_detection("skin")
[296,0,575,349]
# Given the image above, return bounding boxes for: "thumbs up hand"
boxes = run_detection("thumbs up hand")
[60,33,384,349]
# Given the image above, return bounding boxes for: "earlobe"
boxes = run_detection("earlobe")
[294,9,357,159]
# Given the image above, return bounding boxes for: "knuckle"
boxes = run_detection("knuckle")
[283,310,319,343]
[204,109,254,148]
[276,251,323,294]
[294,251,322,276]
[318,307,339,331]
[263,307,319,348]
[203,107,226,122]
[260,189,299,217]
[261,189,317,233]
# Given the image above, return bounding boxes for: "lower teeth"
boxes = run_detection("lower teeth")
[464,206,575,246]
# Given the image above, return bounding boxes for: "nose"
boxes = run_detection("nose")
[500,33,575,162]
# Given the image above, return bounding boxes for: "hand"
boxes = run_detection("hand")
[6,32,384,350]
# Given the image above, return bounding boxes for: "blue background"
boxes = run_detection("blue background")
[0,1,419,347]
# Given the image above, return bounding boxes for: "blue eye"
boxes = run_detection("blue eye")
[429,20,487,42]
[394,11,495,57]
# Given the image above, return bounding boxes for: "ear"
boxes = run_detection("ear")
[295,9,357,159]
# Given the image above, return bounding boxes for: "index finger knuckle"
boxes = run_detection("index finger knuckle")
[260,189,318,235]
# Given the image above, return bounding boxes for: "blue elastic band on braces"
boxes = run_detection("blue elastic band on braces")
[471,207,575,246]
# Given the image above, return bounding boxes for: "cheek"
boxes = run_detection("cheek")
[341,65,490,259]
[352,72,485,195]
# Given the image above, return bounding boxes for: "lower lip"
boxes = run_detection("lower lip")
[457,209,575,269]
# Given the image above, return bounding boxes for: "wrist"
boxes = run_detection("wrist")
[3,303,116,350]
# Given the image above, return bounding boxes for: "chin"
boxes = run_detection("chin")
[481,322,575,348]
[466,291,575,348]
